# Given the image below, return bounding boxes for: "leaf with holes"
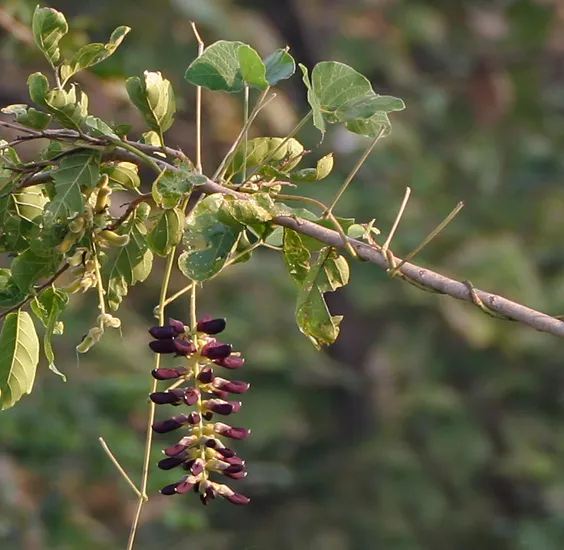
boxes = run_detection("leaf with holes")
[1,104,52,130]
[0,311,40,410]
[178,194,242,281]
[32,6,68,66]
[295,247,350,349]
[48,150,100,220]
[283,229,311,285]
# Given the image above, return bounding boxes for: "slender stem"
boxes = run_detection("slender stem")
[112,139,161,174]
[244,111,313,182]
[213,87,272,181]
[389,201,464,277]
[324,125,386,217]
[126,248,176,550]
[99,438,143,499]
[242,86,250,182]
[91,240,106,329]
[382,186,411,254]
[190,22,204,173]
[161,282,194,310]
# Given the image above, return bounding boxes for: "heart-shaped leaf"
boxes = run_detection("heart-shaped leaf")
[0,311,40,410]
[238,45,268,90]
[264,48,295,85]
[147,207,184,257]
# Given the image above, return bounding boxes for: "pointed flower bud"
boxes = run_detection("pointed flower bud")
[152,414,190,433]
[168,318,186,334]
[198,367,215,384]
[213,355,245,369]
[149,338,196,355]
[149,388,187,405]
[151,367,188,380]
[213,378,250,394]
[149,325,179,340]
[201,341,232,360]
[204,399,241,416]
[197,316,226,335]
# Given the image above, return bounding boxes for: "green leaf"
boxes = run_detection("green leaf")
[0,311,40,410]
[295,247,350,349]
[85,115,119,140]
[60,26,131,85]
[44,86,89,129]
[301,61,405,138]
[103,204,153,311]
[126,71,176,134]
[221,193,276,226]
[152,161,204,208]
[28,72,50,107]
[299,64,325,137]
[283,229,311,285]
[1,104,52,130]
[238,45,268,90]
[12,186,47,223]
[185,40,246,92]
[48,150,101,220]
[31,287,68,380]
[147,207,184,257]
[291,153,334,182]
[345,111,393,139]
[11,249,58,293]
[264,48,296,85]
[227,137,304,178]
[101,162,140,190]
[32,6,68,66]
[178,194,242,281]
[0,269,26,307]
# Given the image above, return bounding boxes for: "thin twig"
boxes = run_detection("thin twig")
[382,186,411,254]
[105,193,152,231]
[98,437,143,499]
[0,263,70,320]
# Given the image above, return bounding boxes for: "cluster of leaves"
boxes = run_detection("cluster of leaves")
[0,5,404,410]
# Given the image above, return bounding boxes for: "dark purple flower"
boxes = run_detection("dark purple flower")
[197,316,226,335]
[199,482,216,506]
[204,399,241,416]
[211,389,229,400]
[202,412,213,421]
[198,367,215,384]
[168,318,186,334]
[176,477,197,494]
[149,325,179,340]
[213,355,245,369]
[224,463,245,474]
[183,388,199,406]
[223,470,247,480]
[164,443,188,457]
[214,422,251,440]
[213,378,250,394]
[149,388,186,405]
[201,341,232,360]
[151,367,188,380]
[216,447,236,458]
[152,414,190,433]
[160,483,180,495]
[224,492,250,505]
[190,458,204,476]
[149,338,196,355]
[187,412,201,424]
[158,455,187,470]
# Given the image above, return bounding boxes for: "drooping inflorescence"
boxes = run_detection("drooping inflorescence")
[148,316,250,505]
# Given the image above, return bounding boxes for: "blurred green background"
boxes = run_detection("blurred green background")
[2,0,564,548]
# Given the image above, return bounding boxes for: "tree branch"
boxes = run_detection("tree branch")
[2,124,563,338]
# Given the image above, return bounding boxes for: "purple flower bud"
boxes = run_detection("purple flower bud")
[183,388,199,406]
[151,367,188,380]
[158,455,186,470]
[187,412,201,424]
[223,455,244,467]
[213,356,245,369]
[201,341,232,360]
[197,316,226,335]
[149,388,186,405]
[211,389,229,399]
[224,463,245,474]
[149,338,196,355]
[216,447,236,458]
[223,470,247,480]
[152,414,189,433]
[214,422,251,440]
[224,492,250,505]
[213,378,250,394]
[176,477,197,494]
[190,458,204,476]
[149,325,179,340]
[160,483,180,495]
[202,412,213,421]
[164,443,188,457]
[168,318,186,333]
[198,367,215,384]
[204,399,241,416]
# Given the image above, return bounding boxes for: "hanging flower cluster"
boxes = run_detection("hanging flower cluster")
[148,316,250,505]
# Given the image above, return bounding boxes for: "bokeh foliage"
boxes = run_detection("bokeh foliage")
[2,0,564,549]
